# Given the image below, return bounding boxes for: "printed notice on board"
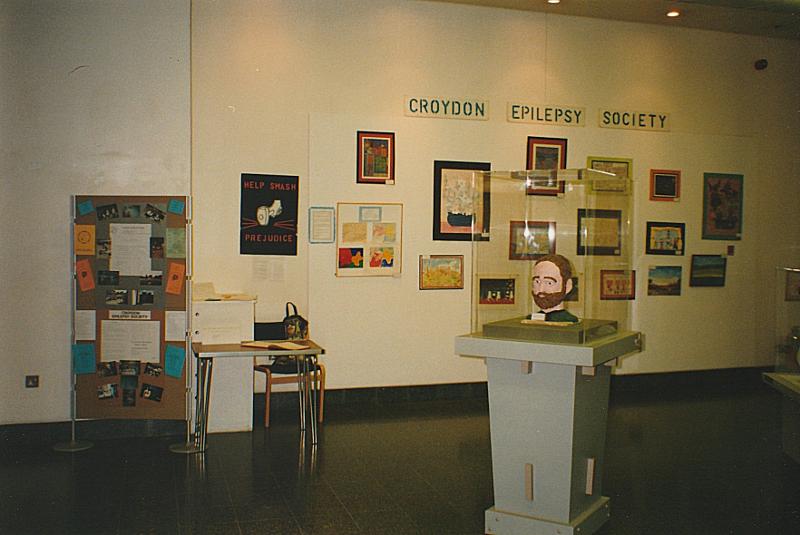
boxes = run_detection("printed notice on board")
[74,310,96,340]
[100,320,160,363]
[110,223,152,276]
[165,311,186,341]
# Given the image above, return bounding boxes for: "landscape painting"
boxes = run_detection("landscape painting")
[647,265,682,296]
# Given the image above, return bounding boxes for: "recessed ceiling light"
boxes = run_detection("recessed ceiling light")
[547,0,561,4]
[666,9,681,18]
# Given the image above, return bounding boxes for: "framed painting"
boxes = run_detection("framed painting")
[587,156,632,193]
[645,221,685,256]
[647,265,682,296]
[336,202,402,277]
[433,160,491,241]
[526,137,567,196]
[690,255,727,287]
[477,275,518,307]
[419,255,464,290]
[600,269,636,300]
[356,131,395,185]
[650,169,681,201]
[508,220,556,260]
[577,209,622,256]
[786,270,800,301]
[702,173,743,240]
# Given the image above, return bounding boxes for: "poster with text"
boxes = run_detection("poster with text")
[240,173,299,255]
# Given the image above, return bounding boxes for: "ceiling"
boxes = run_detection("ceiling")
[429,0,800,41]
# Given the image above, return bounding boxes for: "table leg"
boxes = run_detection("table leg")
[170,350,204,455]
[295,356,306,431]
[193,358,213,452]
[307,355,318,445]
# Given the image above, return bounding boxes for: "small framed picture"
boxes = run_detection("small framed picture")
[600,269,636,300]
[690,255,727,287]
[577,209,622,256]
[650,169,681,201]
[645,222,685,255]
[477,276,518,307]
[357,131,395,184]
[648,265,682,296]
[419,255,464,290]
[308,206,335,244]
[526,137,567,196]
[508,220,556,260]
[587,156,632,193]
[702,172,743,240]
[359,205,382,222]
[786,270,800,301]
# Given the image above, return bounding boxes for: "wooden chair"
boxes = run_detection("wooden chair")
[252,322,325,428]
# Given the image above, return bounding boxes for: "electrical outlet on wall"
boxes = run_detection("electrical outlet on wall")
[25,375,39,388]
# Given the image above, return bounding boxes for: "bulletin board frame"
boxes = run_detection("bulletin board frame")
[72,195,190,420]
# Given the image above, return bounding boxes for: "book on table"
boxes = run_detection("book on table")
[240,340,309,350]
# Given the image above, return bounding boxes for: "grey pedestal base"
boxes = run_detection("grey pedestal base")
[456,330,641,535]
[486,497,610,535]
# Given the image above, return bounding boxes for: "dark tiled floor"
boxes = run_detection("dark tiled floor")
[2,371,800,534]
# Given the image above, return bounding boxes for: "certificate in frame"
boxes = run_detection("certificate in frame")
[508,220,556,260]
[587,156,632,193]
[600,269,636,300]
[577,209,622,256]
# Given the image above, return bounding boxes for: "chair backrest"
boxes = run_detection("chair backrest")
[254,321,285,341]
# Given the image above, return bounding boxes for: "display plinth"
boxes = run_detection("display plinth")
[456,330,641,535]
[483,317,618,345]
[763,372,800,463]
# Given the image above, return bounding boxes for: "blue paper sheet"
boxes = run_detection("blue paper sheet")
[165,344,185,378]
[77,200,94,216]
[72,344,96,374]
[168,198,185,215]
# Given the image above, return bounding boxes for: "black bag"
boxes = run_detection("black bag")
[283,302,308,340]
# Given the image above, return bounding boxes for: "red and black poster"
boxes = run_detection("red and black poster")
[240,173,299,255]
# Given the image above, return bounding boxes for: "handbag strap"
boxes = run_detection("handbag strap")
[285,301,298,317]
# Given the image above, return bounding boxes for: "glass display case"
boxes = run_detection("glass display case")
[775,265,800,373]
[469,168,634,344]
[765,261,800,464]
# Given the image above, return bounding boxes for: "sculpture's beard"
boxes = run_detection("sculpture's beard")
[533,289,567,311]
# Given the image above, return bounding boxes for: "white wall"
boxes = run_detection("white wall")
[0,0,190,424]
[192,0,800,387]
[2,0,799,424]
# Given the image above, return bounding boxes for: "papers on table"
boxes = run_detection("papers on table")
[240,340,309,350]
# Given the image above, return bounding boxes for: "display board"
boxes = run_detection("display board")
[72,195,189,419]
